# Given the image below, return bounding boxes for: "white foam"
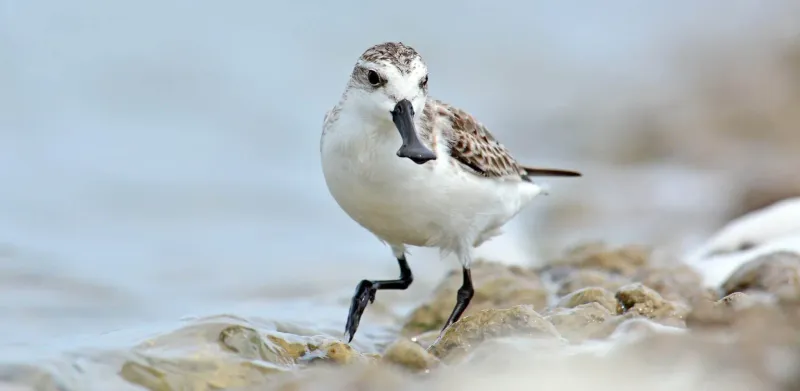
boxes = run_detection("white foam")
[686,197,800,262]
[682,197,800,287]
[687,233,800,288]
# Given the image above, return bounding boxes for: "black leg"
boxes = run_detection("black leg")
[344,255,413,342]
[441,267,474,332]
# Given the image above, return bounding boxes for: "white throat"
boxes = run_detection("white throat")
[332,95,410,149]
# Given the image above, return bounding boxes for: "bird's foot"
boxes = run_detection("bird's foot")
[344,280,377,343]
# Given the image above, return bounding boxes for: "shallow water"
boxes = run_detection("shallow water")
[1,1,799,386]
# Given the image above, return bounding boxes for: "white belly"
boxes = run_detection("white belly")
[320,127,542,251]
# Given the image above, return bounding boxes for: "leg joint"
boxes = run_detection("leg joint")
[397,256,413,287]
[401,272,413,287]
[456,267,474,300]
[457,284,474,300]
[400,267,413,283]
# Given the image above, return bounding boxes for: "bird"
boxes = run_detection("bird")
[319,42,581,342]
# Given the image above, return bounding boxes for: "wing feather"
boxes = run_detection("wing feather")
[425,99,581,181]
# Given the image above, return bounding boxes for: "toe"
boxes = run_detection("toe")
[344,280,375,342]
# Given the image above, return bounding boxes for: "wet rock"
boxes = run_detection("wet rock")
[632,264,709,304]
[772,300,800,337]
[556,287,618,313]
[719,291,777,310]
[721,251,800,301]
[607,331,800,389]
[551,269,631,297]
[222,326,375,367]
[455,335,571,368]
[408,330,440,350]
[684,292,800,348]
[684,298,730,329]
[686,292,783,332]
[545,303,619,343]
[298,341,376,366]
[610,317,685,340]
[427,305,560,363]
[120,324,296,391]
[120,353,283,391]
[550,242,651,277]
[380,338,440,372]
[219,326,297,366]
[265,335,309,361]
[702,287,721,302]
[263,363,408,391]
[615,283,689,325]
[400,261,548,336]
[317,341,369,365]
[118,318,384,391]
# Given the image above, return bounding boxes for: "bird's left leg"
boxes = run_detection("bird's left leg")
[344,245,412,342]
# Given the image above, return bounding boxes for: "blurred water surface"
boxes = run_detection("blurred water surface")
[1,0,799,365]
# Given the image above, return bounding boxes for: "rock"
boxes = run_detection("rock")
[116,320,304,391]
[427,305,560,363]
[684,291,800,348]
[718,291,776,310]
[606,331,799,389]
[220,327,373,367]
[631,264,709,304]
[556,287,618,313]
[615,283,689,325]
[400,261,548,336]
[721,251,800,301]
[702,287,721,302]
[454,335,571,368]
[265,335,309,361]
[550,242,651,277]
[218,326,297,366]
[264,363,408,391]
[120,321,386,391]
[610,317,685,340]
[298,341,376,366]
[119,352,283,391]
[684,299,732,330]
[317,341,369,365]
[408,330,440,350]
[551,269,631,297]
[545,303,619,343]
[773,300,800,336]
[686,292,783,332]
[380,338,440,372]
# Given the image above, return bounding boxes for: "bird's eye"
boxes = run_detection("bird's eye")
[420,75,428,89]
[367,70,382,86]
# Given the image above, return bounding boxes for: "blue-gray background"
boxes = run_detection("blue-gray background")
[1,0,799,358]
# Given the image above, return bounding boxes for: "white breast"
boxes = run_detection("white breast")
[320,113,542,253]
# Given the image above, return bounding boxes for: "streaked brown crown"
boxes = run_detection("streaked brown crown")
[358,42,424,74]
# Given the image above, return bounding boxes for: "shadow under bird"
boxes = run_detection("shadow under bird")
[320,42,581,342]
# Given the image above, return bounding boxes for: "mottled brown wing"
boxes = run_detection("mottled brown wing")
[431,99,582,180]
[432,100,530,180]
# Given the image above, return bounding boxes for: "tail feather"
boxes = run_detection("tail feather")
[521,166,582,177]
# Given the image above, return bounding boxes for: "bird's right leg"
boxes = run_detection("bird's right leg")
[440,247,475,334]
[344,245,413,342]
[440,267,474,332]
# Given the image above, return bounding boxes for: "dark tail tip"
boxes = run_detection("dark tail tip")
[523,167,582,177]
